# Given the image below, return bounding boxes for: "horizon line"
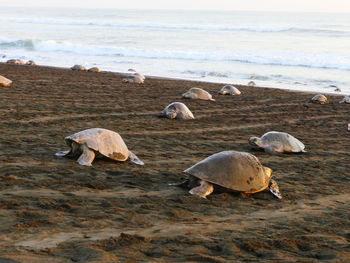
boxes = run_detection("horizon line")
[1,6,350,14]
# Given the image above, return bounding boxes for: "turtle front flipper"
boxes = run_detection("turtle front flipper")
[77,144,95,166]
[128,151,144,165]
[55,150,71,157]
[269,179,282,199]
[189,180,214,199]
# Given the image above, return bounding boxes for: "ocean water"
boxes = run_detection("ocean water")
[1,7,350,94]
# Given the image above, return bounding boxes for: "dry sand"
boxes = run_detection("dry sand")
[0,63,349,262]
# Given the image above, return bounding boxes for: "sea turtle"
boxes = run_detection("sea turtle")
[6,59,24,65]
[0,75,12,87]
[160,102,195,120]
[55,128,144,166]
[128,68,137,72]
[339,95,350,104]
[182,87,215,101]
[248,81,256,87]
[175,151,281,199]
[249,131,305,154]
[219,85,241,95]
[71,65,86,71]
[311,94,328,104]
[26,60,36,66]
[88,67,101,72]
[334,87,341,92]
[122,74,144,84]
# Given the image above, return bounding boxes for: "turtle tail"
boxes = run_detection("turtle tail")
[128,151,144,165]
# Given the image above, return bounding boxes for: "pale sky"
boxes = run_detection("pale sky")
[1,0,350,13]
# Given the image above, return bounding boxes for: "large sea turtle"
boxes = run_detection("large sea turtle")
[122,74,144,84]
[219,85,241,95]
[160,102,194,120]
[88,67,101,72]
[339,95,350,104]
[249,131,305,154]
[6,59,24,65]
[0,75,12,87]
[26,60,36,66]
[55,128,144,166]
[175,151,281,199]
[71,65,86,71]
[182,87,215,101]
[311,94,328,104]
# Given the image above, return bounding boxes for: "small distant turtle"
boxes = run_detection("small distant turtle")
[7,59,24,65]
[249,131,305,154]
[182,87,215,101]
[88,67,101,73]
[160,102,195,120]
[219,85,241,95]
[71,65,86,71]
[0,75,12,87]
[26,60,36,66]
[174,151,281,199]
[55,128,144,166]
[248,81,256,87]
[334,87,341,92]
[311,94,328,104]
[339,95,350,104]
[128,68,137,72]
[122,74,144,84]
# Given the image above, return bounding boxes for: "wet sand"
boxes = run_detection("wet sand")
[0,63,349,262]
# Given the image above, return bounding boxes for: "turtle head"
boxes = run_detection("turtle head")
[263,167,282,199]
[269,179,282,199]
[165,108,178,119]
[182,91,190,98]
[249,136,262,147]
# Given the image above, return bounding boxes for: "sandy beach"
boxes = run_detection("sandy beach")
[0,63,349,262]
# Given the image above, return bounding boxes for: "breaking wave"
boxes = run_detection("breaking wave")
[1,38,350,71]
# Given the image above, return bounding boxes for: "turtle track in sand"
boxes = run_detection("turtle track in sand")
[0,63,349,262]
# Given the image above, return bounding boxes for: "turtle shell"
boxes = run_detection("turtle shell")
[133,73,145,80]
[65,128,129,161]
[182,88,214,101]
[311,94,328,104]
[261,131,305,152]
[184,151,270,192]
[71,65,86,71]
[0,75,12,87]
[161,102,194,120]
[219,85,241,95]
[88,67,100,72]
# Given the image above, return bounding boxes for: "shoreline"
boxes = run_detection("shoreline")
[0,62,349,262]
[1,62,347,96]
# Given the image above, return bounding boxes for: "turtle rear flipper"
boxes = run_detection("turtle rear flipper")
[128,151,144,165]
